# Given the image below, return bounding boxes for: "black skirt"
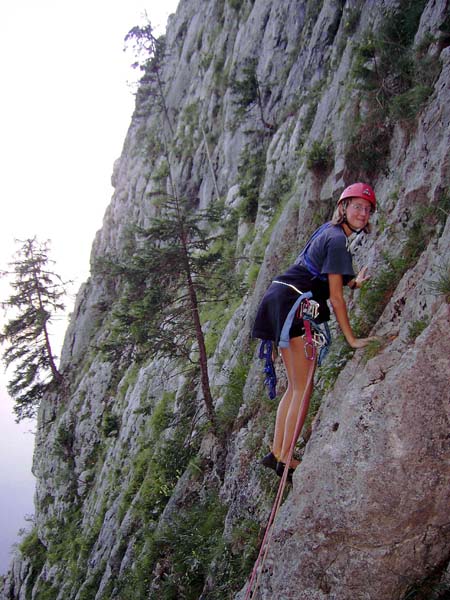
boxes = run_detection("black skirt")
[252,264,330,346]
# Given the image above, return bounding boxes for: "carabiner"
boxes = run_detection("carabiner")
[312,331,327,348]
[303,341,316,361]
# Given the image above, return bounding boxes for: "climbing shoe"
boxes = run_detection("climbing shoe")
[276,461,294,483]
[261,451,278,471]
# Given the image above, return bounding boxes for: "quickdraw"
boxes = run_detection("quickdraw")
[301,299,331,364]
[298,297,320,321]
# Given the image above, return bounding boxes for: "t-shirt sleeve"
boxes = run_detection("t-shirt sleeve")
[321,233,355,276]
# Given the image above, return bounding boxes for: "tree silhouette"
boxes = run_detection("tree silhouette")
[0,238,68,421]
[124,20,173,132]
[232,58,274,130]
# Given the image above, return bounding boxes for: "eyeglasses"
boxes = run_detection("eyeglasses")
[348,202,371,215]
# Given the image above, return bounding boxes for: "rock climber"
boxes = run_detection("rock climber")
[252,182,378,481]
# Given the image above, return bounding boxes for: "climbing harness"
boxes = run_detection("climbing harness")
[246,327,318,600]
[258,287,331,400]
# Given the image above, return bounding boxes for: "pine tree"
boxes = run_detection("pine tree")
[232,58,274,130]
[0,238,68,421]
[99,191,239,431]
[124,20,173,130]
[119,20,242,431]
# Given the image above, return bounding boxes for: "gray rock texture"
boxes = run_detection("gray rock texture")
[2,1,450,599]
[252,301,450,600]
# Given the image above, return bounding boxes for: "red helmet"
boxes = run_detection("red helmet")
[338,182,376,210]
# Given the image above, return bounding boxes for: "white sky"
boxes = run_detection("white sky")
[0,0,179,574]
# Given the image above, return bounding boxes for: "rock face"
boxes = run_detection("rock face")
[251,301,450,600]
[1,1,450,599]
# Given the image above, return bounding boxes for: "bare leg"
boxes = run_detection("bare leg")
[273,337,316,465]
[272,392,292,459]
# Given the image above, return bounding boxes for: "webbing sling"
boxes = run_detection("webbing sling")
[258,340,277,400]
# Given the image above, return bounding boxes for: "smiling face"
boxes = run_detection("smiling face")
[344,197,372,231]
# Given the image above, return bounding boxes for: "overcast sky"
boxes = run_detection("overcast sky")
[0,0,179,574]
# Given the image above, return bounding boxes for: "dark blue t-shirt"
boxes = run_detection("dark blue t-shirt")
[296,223,355,280]
[252,223,355,344]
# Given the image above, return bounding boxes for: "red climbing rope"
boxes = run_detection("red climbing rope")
[244,320,317,600]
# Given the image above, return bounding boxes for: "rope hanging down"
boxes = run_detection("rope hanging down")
[245,316,318,600]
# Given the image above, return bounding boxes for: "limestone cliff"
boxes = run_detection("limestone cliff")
[1,1,450,599]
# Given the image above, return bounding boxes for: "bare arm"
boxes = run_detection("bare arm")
[328,273,375,349]
[347,265,371,290]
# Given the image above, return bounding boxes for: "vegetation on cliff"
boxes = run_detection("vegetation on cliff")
[3,1,450,599]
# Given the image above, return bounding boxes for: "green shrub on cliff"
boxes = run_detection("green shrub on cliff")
[117,491,259,600]
[347,0,441,179]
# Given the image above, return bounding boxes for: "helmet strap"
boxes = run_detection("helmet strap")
[343,210,363,235]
